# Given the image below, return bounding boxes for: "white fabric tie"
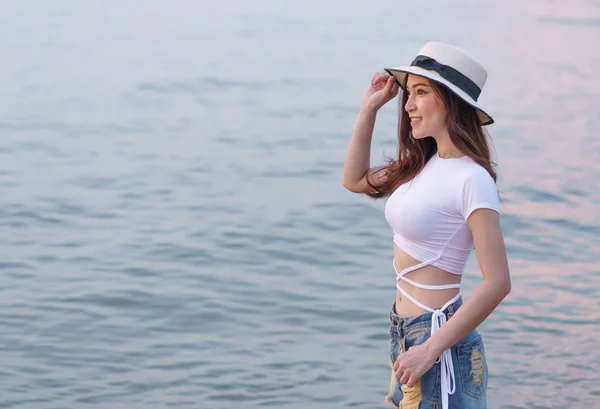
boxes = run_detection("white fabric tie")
[393,258,459,409]
[432,309,455,409]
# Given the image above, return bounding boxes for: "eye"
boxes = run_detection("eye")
[417,89,426,95]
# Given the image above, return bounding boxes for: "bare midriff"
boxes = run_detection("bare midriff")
[393,243,462,318]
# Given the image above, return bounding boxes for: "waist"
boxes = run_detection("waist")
[395,286,461,317]
[390,297,463,330]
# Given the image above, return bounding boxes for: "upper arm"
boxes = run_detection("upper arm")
[467,209,511,291]
[459,171,510,291]
[344,165,388,194]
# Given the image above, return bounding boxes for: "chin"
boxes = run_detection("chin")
[411,132,427,140]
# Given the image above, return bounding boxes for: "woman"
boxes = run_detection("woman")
[342,42,511,409]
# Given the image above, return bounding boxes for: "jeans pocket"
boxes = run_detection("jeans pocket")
[403,323,431,350]
[456,335,488,400]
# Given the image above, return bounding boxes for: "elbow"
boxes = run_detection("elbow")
[342,179,358,193]
[486,272,511,300]
[499,276,512,299]
[502,281,512,298]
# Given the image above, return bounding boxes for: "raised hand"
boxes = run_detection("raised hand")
[360,71,400,112]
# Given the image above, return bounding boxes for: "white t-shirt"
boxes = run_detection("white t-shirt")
[384,151,499,275]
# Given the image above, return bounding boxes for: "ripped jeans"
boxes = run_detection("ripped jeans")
[385,298,488,409]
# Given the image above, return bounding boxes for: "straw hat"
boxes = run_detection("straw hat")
[385,42,494,125]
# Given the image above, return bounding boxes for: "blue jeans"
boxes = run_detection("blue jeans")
[385,298,488,409]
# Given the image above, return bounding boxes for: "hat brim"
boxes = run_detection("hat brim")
[384,66,494,126]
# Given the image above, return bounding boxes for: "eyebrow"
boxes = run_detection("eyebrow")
[407,82,430,90]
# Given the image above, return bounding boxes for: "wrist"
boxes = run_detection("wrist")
[424,337,445,360]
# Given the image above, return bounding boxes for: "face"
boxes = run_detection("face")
[404,74,448,139]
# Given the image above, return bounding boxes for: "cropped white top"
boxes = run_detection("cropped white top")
[384,152,499,276]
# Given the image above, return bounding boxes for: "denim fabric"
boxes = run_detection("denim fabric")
[385,298,488,409]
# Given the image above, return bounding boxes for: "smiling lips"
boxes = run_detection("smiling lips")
[410,117,423,126]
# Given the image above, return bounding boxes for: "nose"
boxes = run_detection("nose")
[404,93,416,112]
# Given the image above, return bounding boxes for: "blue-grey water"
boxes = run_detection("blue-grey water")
[1,1,599,408]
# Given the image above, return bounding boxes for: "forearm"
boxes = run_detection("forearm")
[425,279,511,357]
[343,107,377,187]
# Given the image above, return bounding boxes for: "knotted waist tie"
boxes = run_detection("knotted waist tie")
[393,257,461,409]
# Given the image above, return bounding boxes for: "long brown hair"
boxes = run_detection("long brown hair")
[366,78,497,199]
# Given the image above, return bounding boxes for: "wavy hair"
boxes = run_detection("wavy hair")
[366,79,496,198]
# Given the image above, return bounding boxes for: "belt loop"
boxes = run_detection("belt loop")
[447,302,455,318]
[447,297,461,318]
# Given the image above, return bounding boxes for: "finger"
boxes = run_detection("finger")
[383,76,396,94]
[399,370,410,385]
[406,375,416,388]
[394,367,402,380]
[371,72,383,85]
[374,71,393,86]
[385,75,395,89]
[392,353,402,371]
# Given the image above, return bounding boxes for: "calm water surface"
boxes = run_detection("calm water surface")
[0,1,599,408]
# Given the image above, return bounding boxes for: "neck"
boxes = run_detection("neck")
[433,132,463,159]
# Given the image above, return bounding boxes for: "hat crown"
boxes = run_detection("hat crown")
[383,41,494,125]
[418,42,487,90]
